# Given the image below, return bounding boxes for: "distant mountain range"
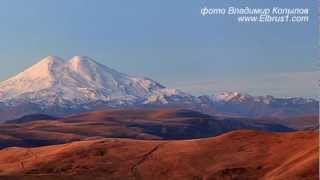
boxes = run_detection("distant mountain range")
[0,56,318,121]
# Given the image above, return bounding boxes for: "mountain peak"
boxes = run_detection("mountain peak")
[42,55,65,61]
[0,56,67,98]
[69,56,95,63]
[68,56,99,70]
[14,55,64,78]
[25,56,65,76]
[0,55,167,106]
[38,55,65,65]
[213,92,252,102]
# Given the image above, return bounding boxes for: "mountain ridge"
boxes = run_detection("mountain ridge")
[0,56,176,106]
[0,56,318,121]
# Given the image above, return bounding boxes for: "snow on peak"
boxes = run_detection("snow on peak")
[68,56,99,69]
[210,92,276,104]
[67,55,124,84]
[31,56,66,74]
[0,55,169,106]
[212,92,252,102]
[41,55,65,63]
[21,56,65,77]
[0,56,67,98]
[143,88,195,105]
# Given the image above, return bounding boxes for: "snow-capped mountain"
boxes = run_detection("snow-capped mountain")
[143,88,196,105]
[0,56,318,121]
[210,92,254,103]
[205,92,317,106]
[0,56,168,105]
[0,56,194,120]
[198,92,318,119]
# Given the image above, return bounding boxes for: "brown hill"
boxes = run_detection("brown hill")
[0,108,294,149]
[0,130,317,180]
[278,115,319,130]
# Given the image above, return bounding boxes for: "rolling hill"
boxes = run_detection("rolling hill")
[0,108,294,149]
[0,130,317,180]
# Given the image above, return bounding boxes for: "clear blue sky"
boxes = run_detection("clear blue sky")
[0,0,318,98]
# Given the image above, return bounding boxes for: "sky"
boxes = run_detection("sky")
[0,0,318,98]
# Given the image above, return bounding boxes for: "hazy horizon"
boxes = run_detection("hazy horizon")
[0,1,317,98]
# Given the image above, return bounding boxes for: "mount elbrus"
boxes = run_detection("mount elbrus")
[0,56,317,121]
